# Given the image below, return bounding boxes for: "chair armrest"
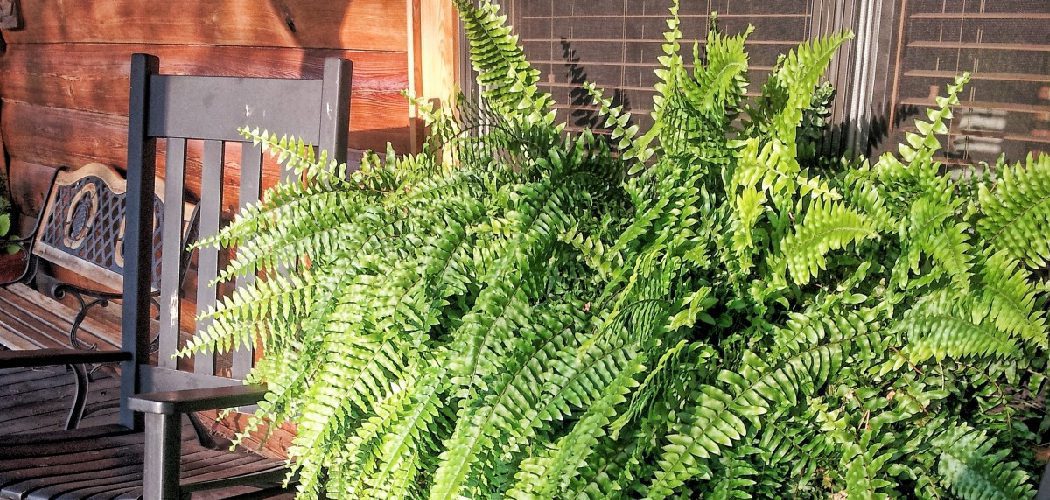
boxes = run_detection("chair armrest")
[128,384,268,415]
[133,384,272,497]
[0,348,131,368]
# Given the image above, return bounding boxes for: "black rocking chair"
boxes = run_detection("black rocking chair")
[0,53,351,499]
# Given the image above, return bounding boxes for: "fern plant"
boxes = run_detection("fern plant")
[184,1,1049,497]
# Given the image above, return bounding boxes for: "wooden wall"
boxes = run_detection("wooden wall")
[0,0,413,228]
[0,0,418,333]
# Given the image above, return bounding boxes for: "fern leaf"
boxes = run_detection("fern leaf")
[778,199,878,285]
[978,153,1050,267]
[900,293,1021,363]
[935,423,1036,499]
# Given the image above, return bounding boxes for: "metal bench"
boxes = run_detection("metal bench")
[0,52,351,499]
[0,162,197,430]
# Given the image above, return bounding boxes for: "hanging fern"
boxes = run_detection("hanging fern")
[183,0,1049,498]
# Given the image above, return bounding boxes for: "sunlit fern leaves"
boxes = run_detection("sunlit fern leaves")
[777,199,879,285]
[978,153,1050,268]
[180,0,1048,497]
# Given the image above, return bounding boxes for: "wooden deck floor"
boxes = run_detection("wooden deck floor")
[0,362,293,498]
[0,365,121,435]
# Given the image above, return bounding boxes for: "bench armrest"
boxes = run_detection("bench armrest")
[0,347,131,368]
[128,384,268,415]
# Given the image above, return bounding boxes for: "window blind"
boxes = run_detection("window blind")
[509,0,819,132]
[489,0,1049,163]
[887,0,1050,164]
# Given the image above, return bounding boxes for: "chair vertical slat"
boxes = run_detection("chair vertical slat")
[121,53,160,430]
[279,163,297,184]
[157,138,187,369]
[230,145,262,379]
[317,58,352,165]
[194,140,224,377]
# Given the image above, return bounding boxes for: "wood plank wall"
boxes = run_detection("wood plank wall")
[0,0,416,351]
[0,0,415,294]
[0,0,412,230]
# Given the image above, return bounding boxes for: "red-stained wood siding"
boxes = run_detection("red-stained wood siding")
[1,0,412,224]
[0,0,414,281]
[3,0,407,50]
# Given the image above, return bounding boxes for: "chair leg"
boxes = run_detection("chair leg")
[64,363,88,430]
[143,412,182,500]
[1037,461,1050,500]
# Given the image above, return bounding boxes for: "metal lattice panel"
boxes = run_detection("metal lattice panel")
[33,164,169,291]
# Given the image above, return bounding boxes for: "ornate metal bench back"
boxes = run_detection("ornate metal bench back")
[33,163,197,293]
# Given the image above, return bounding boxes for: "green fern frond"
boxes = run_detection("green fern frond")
[778,199,878,285]
[689,20,751,117]
[430,301,586,498]
[183,7,1048,498]
[504,352,643,499]
[649,328,870,499]
[900,293,1021,363]
[976,251,1049,349]
[935,423,1036,499]
[452,0,553,124]
[584,82,640,155]
[767,32,853,144]
[978,153,1050,267]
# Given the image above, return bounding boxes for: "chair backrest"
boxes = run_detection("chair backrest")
[119,53,352,427]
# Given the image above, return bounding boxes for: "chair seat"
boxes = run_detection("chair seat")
[0,365,120,434]
[0,367,287,499]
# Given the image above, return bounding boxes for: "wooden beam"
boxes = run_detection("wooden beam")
[419,0,459,104]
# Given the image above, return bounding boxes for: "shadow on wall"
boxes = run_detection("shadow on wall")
[554,37,906,166]
[560,39,633,132]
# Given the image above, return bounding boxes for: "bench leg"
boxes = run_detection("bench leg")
[64,363,88,430]
[143,412,182,500]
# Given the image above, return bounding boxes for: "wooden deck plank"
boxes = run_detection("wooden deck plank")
[73,453,277,500]
[8,283,122,346]
[1,366,289,497]
[0,369,69,396]
[0,284,122,351]
[0,364,121,443]
[11,439,283,499]
[1,424,129,447]
[0,372,118,410]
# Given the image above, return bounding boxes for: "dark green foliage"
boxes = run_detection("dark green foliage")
[0,170,10,239]
[184,1,1049,498]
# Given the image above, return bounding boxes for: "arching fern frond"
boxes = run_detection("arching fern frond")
[978,152,1050,268]
[182,6,1048,498]
[778,199,878,285]
[935,423,1037,499]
